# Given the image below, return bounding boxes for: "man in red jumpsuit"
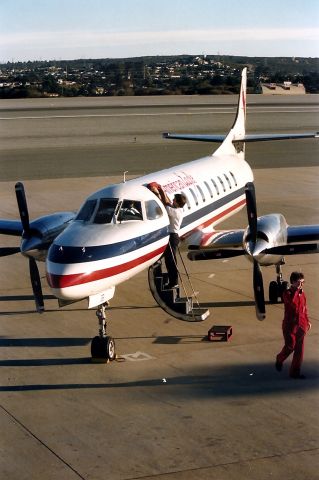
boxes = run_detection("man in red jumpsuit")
[276,271,311,379]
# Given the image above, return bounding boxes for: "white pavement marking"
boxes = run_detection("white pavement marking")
[121,351,155,362]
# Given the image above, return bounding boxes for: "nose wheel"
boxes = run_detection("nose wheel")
[269,263,289,304]
[91,303,116,362]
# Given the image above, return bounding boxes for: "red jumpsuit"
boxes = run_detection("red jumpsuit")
[276,288,310,377]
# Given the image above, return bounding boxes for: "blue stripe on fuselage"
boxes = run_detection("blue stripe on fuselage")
[48,226,169,264]
[181,187,245,229]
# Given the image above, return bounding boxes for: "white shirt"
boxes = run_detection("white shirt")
[166,205,183,234]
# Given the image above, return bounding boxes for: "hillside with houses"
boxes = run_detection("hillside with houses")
[0,55,318,98]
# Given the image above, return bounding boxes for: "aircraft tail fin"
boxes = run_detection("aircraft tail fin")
[212,67,247,157]
[231,67,247,140]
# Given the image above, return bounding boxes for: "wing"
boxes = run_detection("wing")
[187,229,246,261]
[263,225,319,256]
[187,224,319,261]
[287,225,319,243]
[0,219,23,236]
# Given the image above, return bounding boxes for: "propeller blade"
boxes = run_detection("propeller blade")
[245,182,257,242]
[0,246,21,257]
[253,260,266,320]
[29,257,44,313]
[188,249,244,261]
[15,182,30,235]
[264,243,319,256]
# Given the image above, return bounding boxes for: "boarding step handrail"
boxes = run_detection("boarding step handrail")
[148,260,210,322]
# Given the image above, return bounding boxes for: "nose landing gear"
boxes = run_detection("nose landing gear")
[269,262,289,304]
[91,303,116,362]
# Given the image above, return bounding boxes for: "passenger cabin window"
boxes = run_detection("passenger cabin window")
[76,199,97,221]
[211,178,219,195]
[218,176,226,192]
[229,171,238,187]
[93,198,119,224]
[204,181,213,198]
[189,187,199,206]
[118,199,143,221]
[146,200,163,220]
[181,191,191,210]
[196,185,206,203]
[224,173,232,189]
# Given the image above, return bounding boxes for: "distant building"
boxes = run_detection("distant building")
[260,82,306,95]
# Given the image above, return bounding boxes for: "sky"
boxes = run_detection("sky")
[0,0,318,62]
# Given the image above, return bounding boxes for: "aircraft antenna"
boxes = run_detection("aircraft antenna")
[123,171,128,183]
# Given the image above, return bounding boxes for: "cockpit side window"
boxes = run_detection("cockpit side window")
[146,200,163,220]
[93,198,119,224]
[118,200,143,221]
[76,199,97,221]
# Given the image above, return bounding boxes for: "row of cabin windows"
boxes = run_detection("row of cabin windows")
[183,171,238,209]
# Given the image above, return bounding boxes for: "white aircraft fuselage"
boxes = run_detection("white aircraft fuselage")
[46,152,253,305]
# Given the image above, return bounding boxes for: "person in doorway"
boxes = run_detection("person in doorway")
[149,183,186,288]
[275,271,311,379]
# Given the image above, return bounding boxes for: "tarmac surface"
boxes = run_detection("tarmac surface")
[0,95,318,479]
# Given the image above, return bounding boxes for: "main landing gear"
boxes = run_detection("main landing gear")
[91,303,116,362]
[268,262,289,304]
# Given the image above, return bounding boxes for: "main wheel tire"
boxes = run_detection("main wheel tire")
[269,281,279,304]
[91,336,116,360]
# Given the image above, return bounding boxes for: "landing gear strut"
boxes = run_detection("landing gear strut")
[91,303,116,361]
[268,261,289,304]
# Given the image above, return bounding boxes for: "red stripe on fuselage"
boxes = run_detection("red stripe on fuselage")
[182,197,246,240]
[47,245,166,289]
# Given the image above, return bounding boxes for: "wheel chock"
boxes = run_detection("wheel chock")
[207,325,232,342]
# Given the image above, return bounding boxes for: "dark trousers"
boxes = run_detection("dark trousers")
[276,326,305,377]
[164,233,180,286]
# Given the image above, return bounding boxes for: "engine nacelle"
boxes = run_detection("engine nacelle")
[21,212,75,261]
[243,213,288,266]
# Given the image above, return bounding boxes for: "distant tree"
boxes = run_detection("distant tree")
[42,75,58,94]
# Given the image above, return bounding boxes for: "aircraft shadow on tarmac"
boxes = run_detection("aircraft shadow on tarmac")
[0,294,159,315]
[0,294,261,316]
[0,362,318,396]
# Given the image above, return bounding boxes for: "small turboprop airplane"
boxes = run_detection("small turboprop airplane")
[0,68,318,361]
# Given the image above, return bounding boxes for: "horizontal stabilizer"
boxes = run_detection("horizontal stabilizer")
[241,133,319,142]
[163,132,318,144]
[163,133,226,143]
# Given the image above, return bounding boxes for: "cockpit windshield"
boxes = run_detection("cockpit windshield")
[75,199,97,221]
[118,200,143,222]
[93,198,119,224]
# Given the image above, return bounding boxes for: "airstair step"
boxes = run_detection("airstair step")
[191,308,210,321]
[148,261,210,322]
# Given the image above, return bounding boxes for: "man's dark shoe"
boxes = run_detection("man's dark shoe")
[275,360,283,372]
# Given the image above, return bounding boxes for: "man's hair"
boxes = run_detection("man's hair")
[290,271,304,283]
[174,193,187,208]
